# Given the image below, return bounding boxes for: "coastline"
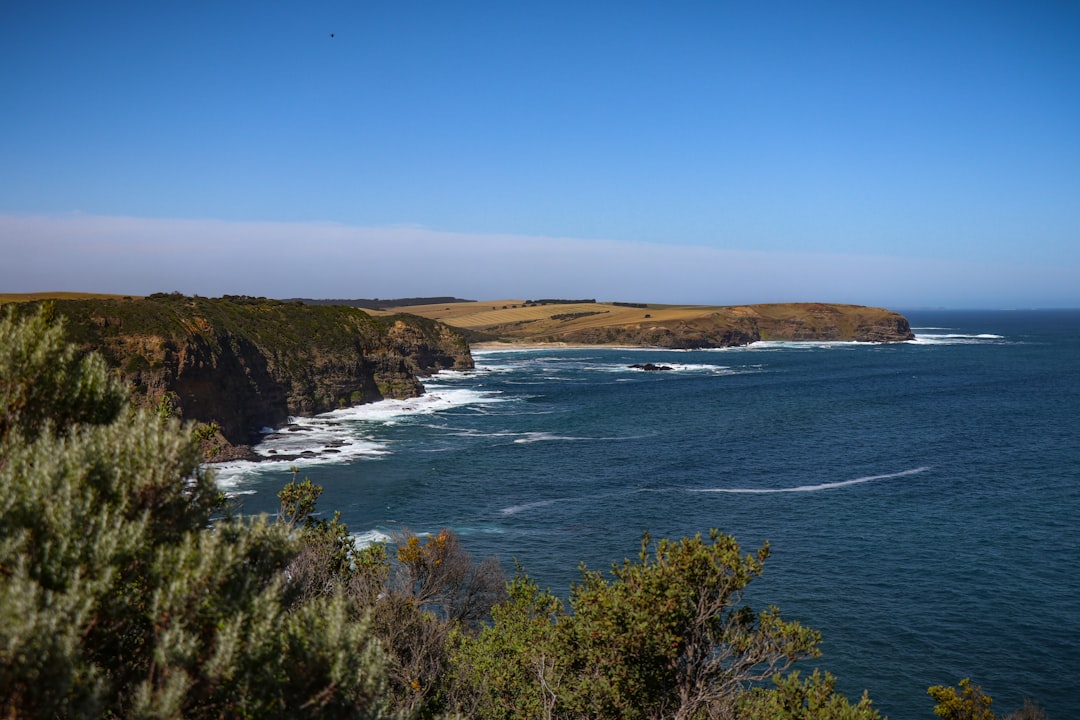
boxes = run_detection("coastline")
[470,341,640,351]
[468,338,908,352]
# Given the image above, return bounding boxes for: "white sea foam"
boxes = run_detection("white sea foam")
[908,333,1005,345]
[512,432,588,444]
[693,466,931,494]
[744,340,871,350]
[484,357,752,377]
[500,498,564,516]
[352,529,392,547]
[210,383,506,487]
[211,423,390,488]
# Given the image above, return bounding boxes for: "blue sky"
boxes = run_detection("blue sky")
[2,1,1078,307]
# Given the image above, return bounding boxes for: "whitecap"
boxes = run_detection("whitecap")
[513,432,588,444]
[908,333,1005,345]
[500,498,564,516]
[692,466,930,494]
[352,529,392,548]
[472,362,521,374]
[444,428,523,439]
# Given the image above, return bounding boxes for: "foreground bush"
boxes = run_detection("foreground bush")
[446,532,882,720]
[0,306,389,718]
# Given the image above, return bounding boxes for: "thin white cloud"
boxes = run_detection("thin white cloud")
[1,213,1076,308]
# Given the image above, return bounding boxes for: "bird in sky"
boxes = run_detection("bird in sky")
[329,33,334,38]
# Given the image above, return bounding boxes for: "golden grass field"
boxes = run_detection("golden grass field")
[371,299,704,341]
[374,299,685,328]
[372,299,899,346]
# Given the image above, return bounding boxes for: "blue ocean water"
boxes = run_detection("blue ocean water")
[217,310,1080,719]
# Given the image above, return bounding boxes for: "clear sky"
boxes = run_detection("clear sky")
[2,1,1078,308]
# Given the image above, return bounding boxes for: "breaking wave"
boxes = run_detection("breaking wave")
[908,333,1005,345]
[212,384,505,488]
[692,466,931,494]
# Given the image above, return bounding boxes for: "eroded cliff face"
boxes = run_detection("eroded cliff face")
[25,296,473,459]
[736,303,915,343]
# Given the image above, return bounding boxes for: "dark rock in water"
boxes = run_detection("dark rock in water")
[630,363,673,372]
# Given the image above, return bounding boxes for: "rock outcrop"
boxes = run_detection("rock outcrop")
[18,295,473,459]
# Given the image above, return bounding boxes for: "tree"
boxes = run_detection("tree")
[395,527,506,628]
[363,528,505,718]
[929,678,996,720]
[739,669,881,720]
[0,306,390,718]
[1003,698,1048,720]
[279,469,324,528]
[448,529,827,720]
[0,302,125,444]
[273,470,508,720]
[447,572,563,720]
[928,679,1049,720]
[557,530,821,719]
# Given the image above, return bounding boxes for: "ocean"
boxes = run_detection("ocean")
[215,309,1080,719]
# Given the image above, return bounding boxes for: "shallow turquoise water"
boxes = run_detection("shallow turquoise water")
[219,310,1080,719]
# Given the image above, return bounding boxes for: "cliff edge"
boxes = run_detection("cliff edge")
[9,294,472,459]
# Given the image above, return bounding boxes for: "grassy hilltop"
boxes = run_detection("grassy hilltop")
[374,299,915,347]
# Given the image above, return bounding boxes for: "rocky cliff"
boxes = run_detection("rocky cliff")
[16,295,472,459]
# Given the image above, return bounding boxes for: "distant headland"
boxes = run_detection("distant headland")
[364,298,916,349]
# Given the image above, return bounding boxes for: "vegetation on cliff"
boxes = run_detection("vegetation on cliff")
[1,294,472,457]
[378,300,915,348]
[0,308,1047,718]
